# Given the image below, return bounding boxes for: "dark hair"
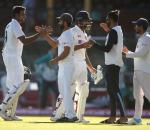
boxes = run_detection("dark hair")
[107,10,120,22]
[12,6,26,17]
[67,22,72,27]
[142,25,148,31]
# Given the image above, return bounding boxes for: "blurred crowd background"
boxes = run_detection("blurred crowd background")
[0,0,150,112]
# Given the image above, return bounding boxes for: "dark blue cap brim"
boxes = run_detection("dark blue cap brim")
[132,20,138,24]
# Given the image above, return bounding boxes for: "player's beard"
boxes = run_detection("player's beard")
[135,31,141,39]
[79,24,91,32]
[85,25,92,33]
[58,24,64,33]
[135,28,142,37]
[78,24,86,31]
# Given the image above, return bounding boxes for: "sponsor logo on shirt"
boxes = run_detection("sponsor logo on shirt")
[78,40,82,44]
[78,35,81,38]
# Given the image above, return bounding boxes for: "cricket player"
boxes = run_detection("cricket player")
[71,10,96,123]
[36,13,79,122]
[96,10,128,124]
[0,5,42,121]
[123,18,150,125]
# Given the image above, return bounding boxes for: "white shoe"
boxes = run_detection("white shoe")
[76,118,90,124]
[50,116,57,121]
[10,116,22,121]
[128,118,142,125]
[0,111,12,121]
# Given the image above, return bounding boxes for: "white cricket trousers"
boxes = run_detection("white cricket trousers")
[73,60,88,84]
[73,60,89,120]
[133,70,150,119]
[2,54,24,90]
[58,62,76,118]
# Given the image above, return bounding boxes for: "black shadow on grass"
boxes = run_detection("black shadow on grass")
[27,121,79,124]
[84,123,132,126]
[113,124,138,127]
[27,122,57,124]
[85,123,112,125]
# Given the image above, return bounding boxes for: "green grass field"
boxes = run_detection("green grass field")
[0,116,150,130]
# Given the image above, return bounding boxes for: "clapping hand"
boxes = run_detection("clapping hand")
[35,25,53,37]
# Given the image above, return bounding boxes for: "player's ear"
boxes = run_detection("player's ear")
[64,21,68,27]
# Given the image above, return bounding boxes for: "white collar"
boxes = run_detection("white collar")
[140,32,148,38]
[74,25,86,34]
[12,19,19,24]
[12,19,22,28]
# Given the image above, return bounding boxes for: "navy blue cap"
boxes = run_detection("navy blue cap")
[57,13,73,24]
[132,18,149,29]
[76,10,92,21]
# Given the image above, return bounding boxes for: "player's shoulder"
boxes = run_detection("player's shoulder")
[64,28,72,34]
[112,26,122,32]
[5,22,11,29]
[62,28,73,38]
[71,26,76,31]
[109,28,118,37]
[140,32,150,45]
[71,25,80,33]
[145,33,150,38]
[70,26,80,37]
[11,19,21,28]
[143,32,150,41]
[110,29,117,34]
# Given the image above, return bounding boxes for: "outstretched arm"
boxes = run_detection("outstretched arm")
[18,34,40,45]
[74,41,93,51]
[44,35,58,48]
[123,45,150,58]
[94,29,117,52]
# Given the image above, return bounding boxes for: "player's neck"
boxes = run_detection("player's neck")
[63,27,70,31]
[139,30,146,36]
[110,23,118,28]
[78,26,85,32]
[13,18,21,25]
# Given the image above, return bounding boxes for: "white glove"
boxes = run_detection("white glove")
[91,65,103,85]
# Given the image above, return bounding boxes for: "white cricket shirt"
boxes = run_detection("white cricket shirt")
[3,19,25,57]
[57,28,74,64]
[127,32,150,73]
[71,25,89,61]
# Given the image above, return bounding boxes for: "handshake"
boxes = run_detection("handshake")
[81,37,97,49]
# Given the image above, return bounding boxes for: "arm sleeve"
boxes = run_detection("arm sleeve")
[95,29,118,52]
[12,22,25,38]
[126,43,150,58]
[63,32,73,47]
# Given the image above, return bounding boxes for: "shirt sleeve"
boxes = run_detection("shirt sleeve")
[12,22,25,38]
[95,29,118,52]
[126,44,150,58]
[63,32,73,47]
